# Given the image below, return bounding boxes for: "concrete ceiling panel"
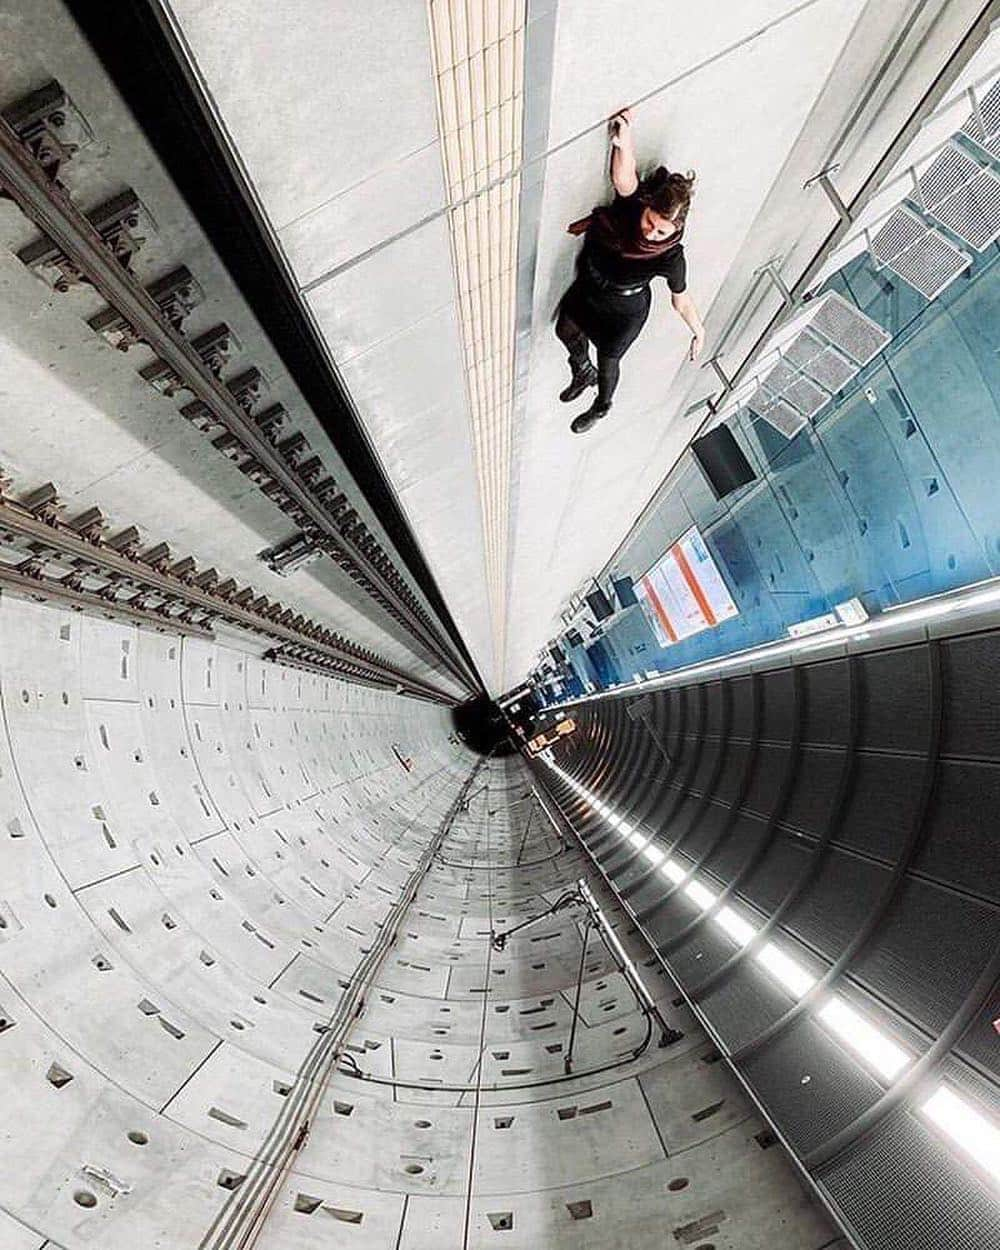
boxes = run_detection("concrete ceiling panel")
[167,0,440,230]
[280,143,447,285]
[546,0,850,145]
[306,218,456,364]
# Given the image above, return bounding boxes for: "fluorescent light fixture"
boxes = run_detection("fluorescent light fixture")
[922,1085,1000,1185]
[684,880,718,910]
[716,905,757,946]
[541,745,1000,1193]
[818,996,911,1080]
[755,941,817,998]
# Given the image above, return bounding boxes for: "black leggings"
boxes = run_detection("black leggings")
[555,309,621,406]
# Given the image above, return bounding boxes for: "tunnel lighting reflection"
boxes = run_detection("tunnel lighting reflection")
[755,942,817,998]
[542,731,1000,1187]
[716,905,756,946]
[684,879,719,909]
[922,1086,1000,1185]
[817,997,911,1080]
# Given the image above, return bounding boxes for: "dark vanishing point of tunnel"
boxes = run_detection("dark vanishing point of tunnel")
[452,693,517,756]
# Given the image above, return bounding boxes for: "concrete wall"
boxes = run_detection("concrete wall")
[0,593,842,1248]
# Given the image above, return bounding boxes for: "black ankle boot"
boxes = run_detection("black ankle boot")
[571,400,611,434]
[560,361,598,403]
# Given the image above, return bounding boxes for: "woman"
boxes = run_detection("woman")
[555,107,705,435]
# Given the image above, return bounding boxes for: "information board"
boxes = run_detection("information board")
[635,527,738,649]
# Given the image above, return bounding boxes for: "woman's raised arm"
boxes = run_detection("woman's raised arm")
[609,108,639,197]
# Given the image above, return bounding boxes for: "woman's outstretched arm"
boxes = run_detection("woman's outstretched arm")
[610,108,639,197]
[671,290,706,362]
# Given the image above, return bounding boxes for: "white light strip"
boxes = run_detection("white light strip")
[922,1085,1000,1185]
[542,758,1000,1185]
[755,941,817,998]
[716,904,757,946]
[817,996,911,1081]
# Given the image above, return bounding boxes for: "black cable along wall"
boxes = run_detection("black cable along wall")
[533,625,1000,1250]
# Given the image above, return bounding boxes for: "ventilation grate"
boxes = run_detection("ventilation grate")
[780,326,825,371]
[918,143,978,206]
[869,205,971,300]
[961,76,1000,159]
[805,345,857,394]
[752,398,808,440]
[930,170,1000,251]
[783,374,830,418]
[807,292,892,364]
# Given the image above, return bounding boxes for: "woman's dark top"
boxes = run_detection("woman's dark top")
[582,190,687,293]
[559,188,687,358]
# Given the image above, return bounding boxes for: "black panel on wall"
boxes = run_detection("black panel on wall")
[690,425,757,499]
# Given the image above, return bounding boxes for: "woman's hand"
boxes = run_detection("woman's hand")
[609,108,634,149]
[689,330,705,363]
[610,108,638,195]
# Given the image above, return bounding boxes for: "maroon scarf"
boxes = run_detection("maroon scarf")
[567,199,683,260]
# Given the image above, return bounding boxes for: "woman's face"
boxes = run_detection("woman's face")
[640,206,678,242]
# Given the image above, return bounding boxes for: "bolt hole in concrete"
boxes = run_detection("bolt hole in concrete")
[128,1130,148,1145]
[73,1190,97,1208]
[668,1178,690,1192]
[414,1120,432,1128]
[404,1164,424,1175]
[488,1212,513,1230]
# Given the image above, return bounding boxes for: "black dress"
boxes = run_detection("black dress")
[559,189,687,359]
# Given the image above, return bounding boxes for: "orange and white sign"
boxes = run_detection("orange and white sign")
[637,527,738,649]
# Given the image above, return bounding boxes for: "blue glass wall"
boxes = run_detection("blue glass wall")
[552,236,1000,696]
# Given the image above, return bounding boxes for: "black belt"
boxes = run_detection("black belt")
[583,256,648,297]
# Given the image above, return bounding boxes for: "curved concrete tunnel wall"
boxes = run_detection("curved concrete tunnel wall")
[0,592,846,1249]
[533,618,1000,1250]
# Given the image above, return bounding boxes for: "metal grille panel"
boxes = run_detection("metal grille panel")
[805,345,856,393]
[759,357,799,395]
[755,398,808,439]
[961,76,1000,158]
[870,205,927,262]
[698,965,796,1052]
[918,143,979,206]
[780,326,825,371]
[818,1110,1000,1250]
[807,290,891,363]
[929,169,1000,250]
[869,206,972,300]
[740,1016,883,1155]
[783,374,830,417]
